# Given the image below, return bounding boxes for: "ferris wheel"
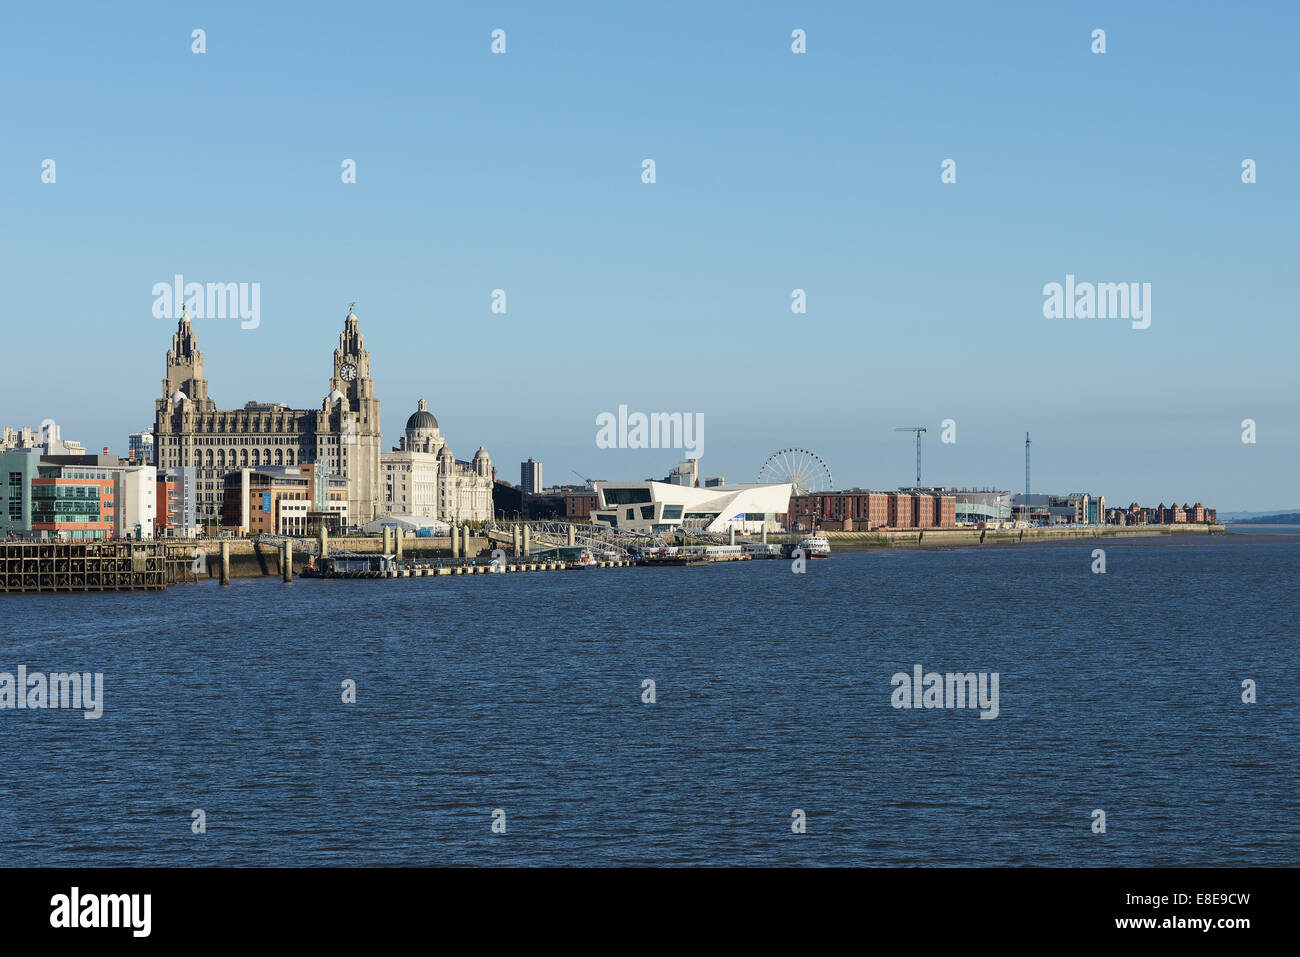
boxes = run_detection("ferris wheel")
[757,448,834,495]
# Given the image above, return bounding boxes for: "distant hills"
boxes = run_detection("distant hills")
[1221,511,1300,524]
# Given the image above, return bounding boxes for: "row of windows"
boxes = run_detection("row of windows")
[31,486,102,500]
[168,418,309,434]
[162,433,349,446]
[195,449,298,467]
[40,471,113,481]
[33,509,105,522]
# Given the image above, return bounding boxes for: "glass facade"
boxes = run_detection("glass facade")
[31,484,103,524]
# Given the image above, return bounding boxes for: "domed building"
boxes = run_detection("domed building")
[402,398,441,452]
[379,397,493,522]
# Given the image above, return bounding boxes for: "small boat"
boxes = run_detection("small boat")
[798,535,831,558]
[568,549,599,569]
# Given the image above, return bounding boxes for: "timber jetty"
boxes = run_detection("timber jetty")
[0,541,200,593]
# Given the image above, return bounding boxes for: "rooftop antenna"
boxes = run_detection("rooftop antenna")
[894,427,927,486]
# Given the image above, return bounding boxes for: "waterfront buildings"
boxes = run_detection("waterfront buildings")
[787,489,958,531]
[379,398,493,523]
[0,450,156,540]
[1105,502,1216,525]
[154,309,383,529]
[520,457,542,495]
[590,480,792,534]
[1009,492,1105,525]
[221,464,348,536]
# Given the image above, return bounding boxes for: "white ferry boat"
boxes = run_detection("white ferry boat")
[798,535,831,558]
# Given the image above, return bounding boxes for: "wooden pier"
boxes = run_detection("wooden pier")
[0,541,199,593]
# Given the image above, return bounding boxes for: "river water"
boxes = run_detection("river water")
[1,534,1295,865]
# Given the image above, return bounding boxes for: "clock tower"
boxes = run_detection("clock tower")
[322,308,382,524]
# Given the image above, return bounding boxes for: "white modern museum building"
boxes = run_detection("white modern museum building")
[589,480,793,534]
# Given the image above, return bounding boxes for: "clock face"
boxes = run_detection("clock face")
[340,363,358,382]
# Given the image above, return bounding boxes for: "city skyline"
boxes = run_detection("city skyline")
[3,308,1243,512]
[2,1,1295,509]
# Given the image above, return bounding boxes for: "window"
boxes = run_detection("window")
[601,487,652,506]
[640,505,655,520]
[626,508,634,520]
[661,505,683,520]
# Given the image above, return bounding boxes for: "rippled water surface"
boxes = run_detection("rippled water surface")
[1,536,1296,865]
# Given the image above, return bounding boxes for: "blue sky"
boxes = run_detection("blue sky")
[2,1,1296,509]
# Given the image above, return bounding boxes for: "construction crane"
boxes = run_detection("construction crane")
[895,427,928,486]
[571,469,596,490]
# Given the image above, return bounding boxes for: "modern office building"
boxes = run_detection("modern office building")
[221,464,348,536]
[1008,492,1106,525]
[128,430,156,466]
[154,308,382,529]
[520,457,542,495]
[157,466,199,538]
[1,454,157,541]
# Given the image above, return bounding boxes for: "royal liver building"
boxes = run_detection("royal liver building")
[154,309,383,526]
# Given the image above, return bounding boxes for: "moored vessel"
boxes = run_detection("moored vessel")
[798,535,831,558]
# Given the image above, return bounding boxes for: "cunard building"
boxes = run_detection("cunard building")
[154,309,383,527]
[380,397,493,523]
